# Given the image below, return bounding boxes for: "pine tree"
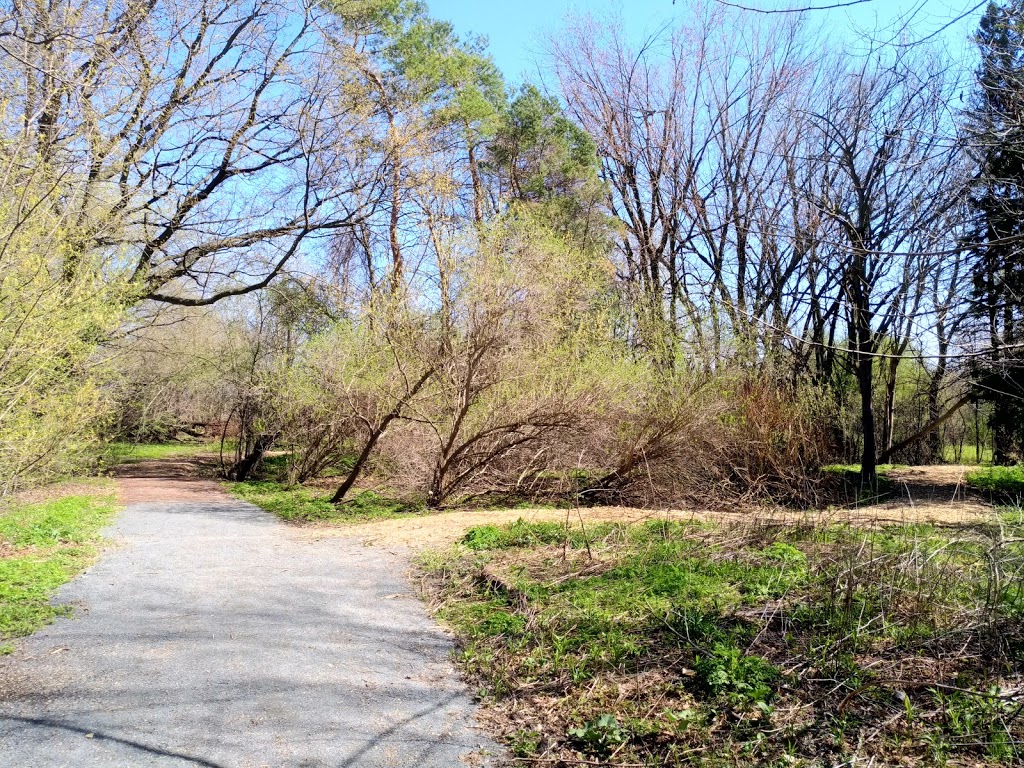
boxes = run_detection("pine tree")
[967,0,1024,463]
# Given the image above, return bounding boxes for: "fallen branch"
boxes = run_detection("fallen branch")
[878,393,972,463]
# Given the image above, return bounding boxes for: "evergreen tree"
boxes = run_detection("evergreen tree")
[967,0,1024,463]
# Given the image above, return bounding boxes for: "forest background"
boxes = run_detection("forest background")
[2,0,1022,508]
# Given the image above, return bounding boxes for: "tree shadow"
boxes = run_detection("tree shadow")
[0,715,227,767]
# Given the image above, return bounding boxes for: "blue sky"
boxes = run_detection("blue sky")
[426,0,985,83]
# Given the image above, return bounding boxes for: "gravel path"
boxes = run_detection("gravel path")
[0,496,501,767]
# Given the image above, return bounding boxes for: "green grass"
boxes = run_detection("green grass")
[943,443,993,464]
[0,489,117,645]
[98,441,223,466]
[422,516,1024,766]
[967,465,1024,497]
[820,462,903,476]
[228,482,422,523]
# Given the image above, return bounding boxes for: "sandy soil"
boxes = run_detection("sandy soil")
[299,464,1000,550]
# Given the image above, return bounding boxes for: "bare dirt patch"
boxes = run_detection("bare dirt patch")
[300,465,1000,549]
[299,507,703,549]
[878,464,993,522]
[113,455,229,504]
[9,478,114,507]
[300,501,1000,550]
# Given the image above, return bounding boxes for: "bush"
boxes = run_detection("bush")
[968,465,1024,498]
[574,366,832,508]
[0,156,127,493]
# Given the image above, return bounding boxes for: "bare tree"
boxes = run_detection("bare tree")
[548,8,826,366]
[0,0,384,306]
[807,49,962,485]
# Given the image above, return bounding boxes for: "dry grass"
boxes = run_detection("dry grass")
[9,477,114,507]
[302,498,997,551]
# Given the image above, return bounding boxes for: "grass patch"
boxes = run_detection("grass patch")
[968,465,1024,498]
[0,489,117,643]
[98,441,222,467]
[821,462,903,476]
[228,482,422,523]
[943,444,993,464]
[421,516,1024,766]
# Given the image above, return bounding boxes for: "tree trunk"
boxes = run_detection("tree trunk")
[882,357,898,454]
[993,404,1014,465]
[330,428,384,504]
[878,393,972,464]
[925,352,947,462]
[467,141,484,224]
[857,352,877,490]
[229,434,274,481]
[330,368,434,504]
[426,467,445,508]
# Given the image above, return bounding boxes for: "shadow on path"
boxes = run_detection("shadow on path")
[0,716,226,767]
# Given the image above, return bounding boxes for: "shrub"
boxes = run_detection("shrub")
[0,158,127,493]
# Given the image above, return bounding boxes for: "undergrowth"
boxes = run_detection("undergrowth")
[228,482,421,523]
[0,488,117,651]
[968,465,1024,500]
[420,516,1024,766]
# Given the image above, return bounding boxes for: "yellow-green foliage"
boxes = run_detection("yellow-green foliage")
[0,166,127,493]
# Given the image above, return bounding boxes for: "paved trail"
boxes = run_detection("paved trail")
[0,479,500,767]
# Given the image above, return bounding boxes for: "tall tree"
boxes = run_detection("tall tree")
[0,0,382,306]
[548,9,827,366]
[965,0,1024,464]
[810,51,959,488]
[325,0,505,294]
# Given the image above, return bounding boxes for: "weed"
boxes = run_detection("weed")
[937,687,1021,762]
[341,490,423,519]
[508,729,544,758]
[567,714,629,756]
[968,465,1024,499]
[693,644,779,705]
[462,519,568,550]
[478,610,526,638]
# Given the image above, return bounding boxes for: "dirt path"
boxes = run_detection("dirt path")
[311,465,1000,551]
[877,464,994,522]
[0,465,501,767]
[114,456,229,504]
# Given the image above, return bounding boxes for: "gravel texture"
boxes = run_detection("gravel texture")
[0,498,502,767]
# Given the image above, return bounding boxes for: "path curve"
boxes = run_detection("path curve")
[0,475,500,767]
